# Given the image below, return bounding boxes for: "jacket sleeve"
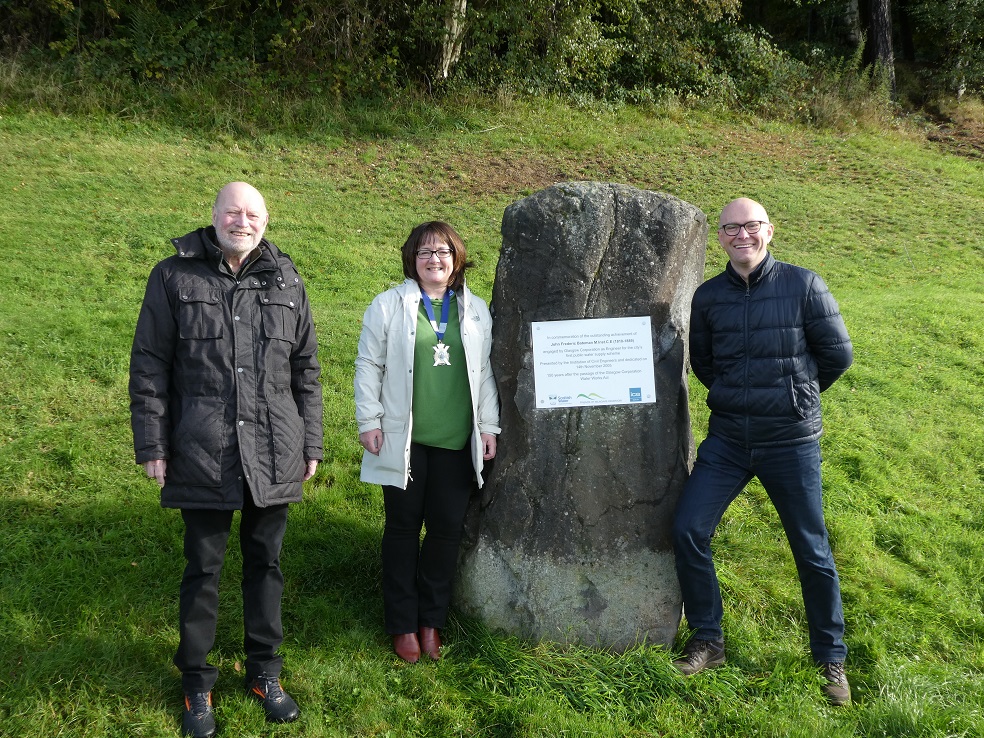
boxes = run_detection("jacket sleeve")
[129,264,177,464]
[290,278,325,462]
[804,273,853,392]
[688,288,715,390]
[473,298,501,435]
[354,294,389,433]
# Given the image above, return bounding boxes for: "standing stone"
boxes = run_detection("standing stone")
[457,181,707,650]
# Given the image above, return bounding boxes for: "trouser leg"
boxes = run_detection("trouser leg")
[382,443,429,635]
[672,435,752,642]
[756,441,847,663]
[240,492,289,680]
[417,445,474,629]
[382,443,474,633]
[175,508,234,692]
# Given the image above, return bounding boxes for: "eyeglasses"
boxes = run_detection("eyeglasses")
[719,221,769,236]
[416,248,454,259]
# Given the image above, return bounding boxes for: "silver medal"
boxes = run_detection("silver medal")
[433,341,451,366]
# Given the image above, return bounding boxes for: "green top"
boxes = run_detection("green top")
[411,294,473,450]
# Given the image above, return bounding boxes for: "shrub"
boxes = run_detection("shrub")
[907,0,984,98]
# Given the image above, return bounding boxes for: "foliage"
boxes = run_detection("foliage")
[793,42,897,130]
[741,0,984,102]
[454,0,742,98]
[0,0,898,118]
[907,0,984,97]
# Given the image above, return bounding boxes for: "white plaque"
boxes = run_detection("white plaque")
[532,316,657,408]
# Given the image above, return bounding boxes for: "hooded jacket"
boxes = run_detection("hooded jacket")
[354,278,500,489]
[689,252,852,448]
[129,227,324,509]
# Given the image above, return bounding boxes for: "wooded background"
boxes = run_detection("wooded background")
[2,1,980,108]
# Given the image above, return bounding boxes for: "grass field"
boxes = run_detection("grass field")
[1,94,982,737]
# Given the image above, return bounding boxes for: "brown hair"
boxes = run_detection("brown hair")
[400,221,473,292]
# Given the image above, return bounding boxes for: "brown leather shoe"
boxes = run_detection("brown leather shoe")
[672,638,725,675]
[392,633,420,663]
[820,662,852,706]
[418,627,441,661]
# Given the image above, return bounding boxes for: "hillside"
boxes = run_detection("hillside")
[1,100,982,737]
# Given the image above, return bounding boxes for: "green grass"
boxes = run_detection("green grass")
[1,90,982,737]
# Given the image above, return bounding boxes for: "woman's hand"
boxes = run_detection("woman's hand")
[481,433,497,460]
[360,429,383,455]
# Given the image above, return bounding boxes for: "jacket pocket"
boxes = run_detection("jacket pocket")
[177,287,223,339]
[786,377,819,420]
[381,417,407,433]
[705,381,725,413]
[167,397,225,484]
[260,289,298,342]
[268,401,305,483]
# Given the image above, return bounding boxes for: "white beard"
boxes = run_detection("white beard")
[217,232,258,262]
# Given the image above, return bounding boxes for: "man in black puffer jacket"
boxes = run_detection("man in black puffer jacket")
[671,198,853,706]
[130,182,323,737]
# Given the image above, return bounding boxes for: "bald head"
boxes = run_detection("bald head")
[719,198,770,228]
[214,181,267,215]
[212,182,269,260]
[717,197,774,280]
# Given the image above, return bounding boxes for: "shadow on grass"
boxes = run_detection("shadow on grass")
[0,490,385,697]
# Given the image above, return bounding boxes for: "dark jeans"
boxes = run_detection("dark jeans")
[381,442,474,634]
[173,493,289,692]
[672,434,847,663]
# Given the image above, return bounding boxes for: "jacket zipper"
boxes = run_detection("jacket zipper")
[743,281,751,446]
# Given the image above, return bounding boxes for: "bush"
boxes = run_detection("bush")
[0,0,913,128]
[796,45,897,130]
[907,0,984,98]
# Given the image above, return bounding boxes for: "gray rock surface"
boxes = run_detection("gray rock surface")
[457,181,707,650]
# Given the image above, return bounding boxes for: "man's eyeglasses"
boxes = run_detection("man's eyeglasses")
[416,248,454,259]
[719,221,770,236]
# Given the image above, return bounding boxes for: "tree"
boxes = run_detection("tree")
[868,0,897,98]
[909,0,984,97]
[439,0,467,79]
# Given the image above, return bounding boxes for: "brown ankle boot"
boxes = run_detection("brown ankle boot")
[418,627,441,661]
[392,632,420,663]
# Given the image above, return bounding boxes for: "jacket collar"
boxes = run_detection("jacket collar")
[725,251,775,288]
[401,277,469,303]
[172,226,278,274]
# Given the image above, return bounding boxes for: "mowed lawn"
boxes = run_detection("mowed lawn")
[0,101,982,737]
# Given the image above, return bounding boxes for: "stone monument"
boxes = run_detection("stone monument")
[456,181,707,650]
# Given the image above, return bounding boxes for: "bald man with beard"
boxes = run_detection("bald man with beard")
[130,182,323,736]
[671,198,854,706]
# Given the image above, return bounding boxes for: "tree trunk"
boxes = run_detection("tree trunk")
[438,0,468,80]
[870,0,897,99]
[844,0,862,46]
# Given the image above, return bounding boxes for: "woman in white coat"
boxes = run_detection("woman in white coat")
[354,221,500,663]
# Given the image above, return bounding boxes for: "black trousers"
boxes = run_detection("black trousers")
[381,442,474,634]
[173,492,289,692]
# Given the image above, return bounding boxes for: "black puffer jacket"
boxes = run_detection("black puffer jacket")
[689,252,852,448]
[129,227,324,509]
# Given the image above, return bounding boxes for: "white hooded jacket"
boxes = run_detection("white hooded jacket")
[354,279,500,489]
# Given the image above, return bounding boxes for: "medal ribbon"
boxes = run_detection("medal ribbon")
[420,288,452,342]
